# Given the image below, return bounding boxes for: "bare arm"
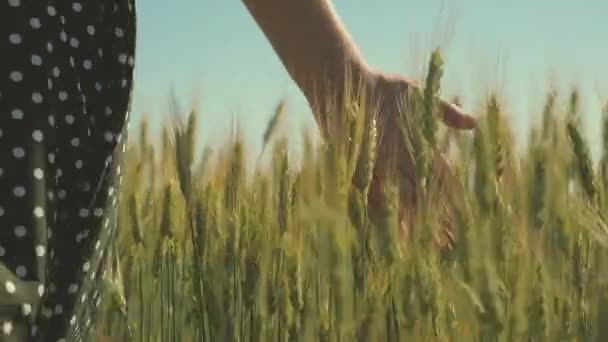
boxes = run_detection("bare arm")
[241,0,475,129]
[242,0,476,247]
[241,0,372,118]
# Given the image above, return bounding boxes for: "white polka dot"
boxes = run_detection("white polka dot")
[75,160,83,169]
[54,304,63,314]
[0,246,5,256]
[34,207,44,218]
[31,54,42,66]
[37,284,45,297]
[59,91,68,101]
[32,130,43,142]
[47,5,56,16]
[52,67,60,77]
[10,71,23,82]
[68,283,79,294]
[71,137,80,146]
[35,245,45,257]
[87,25,96,35]
[8,0,20,7]
[72,2,82,12]
[5,281,16,294]
[115,27,124,38]
[81,182,91,192]
[41,307,52,318]
[82,262,90,272]
[34,168,44,180]
[22,303,32,316]
[2,321,12,336]
[14,226,26,237]
[65,115,74,124]
[83,59,92,70]
[70,37,79,48]
[9,33,21,44]
[13,186,25,197]
[11,108,23,119]
[16,266,27,278]
[30,17,41,29]
[32,92,43,103]
[118,53,128,64]
[13,147,25,158]
[104,131,114,142]
[94,208,104,217]
[0,207,3,216]
[79,208,89,217]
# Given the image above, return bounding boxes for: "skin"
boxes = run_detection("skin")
[241,0,477,246]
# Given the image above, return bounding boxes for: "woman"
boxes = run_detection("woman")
[0,0,474,340]
[1,0,136,340]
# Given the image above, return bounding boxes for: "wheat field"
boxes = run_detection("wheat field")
[95,51,608,341]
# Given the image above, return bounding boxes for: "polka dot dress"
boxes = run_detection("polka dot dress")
[0,0,136,340]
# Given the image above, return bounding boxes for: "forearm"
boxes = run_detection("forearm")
[242,0,372,114]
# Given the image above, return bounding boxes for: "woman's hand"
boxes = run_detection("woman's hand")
[366,70,476,247]
[241,0,477,247]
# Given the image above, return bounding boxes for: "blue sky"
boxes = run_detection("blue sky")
[131,0,608,159]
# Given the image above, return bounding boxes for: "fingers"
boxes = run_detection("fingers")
[439,99,477,130]
[375,72,477,131]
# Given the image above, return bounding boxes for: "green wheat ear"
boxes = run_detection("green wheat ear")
[418,47,444,191]
[567,118,598,203]
[423,47,443,148]
[259,99,286,160]
[174,109,198,202]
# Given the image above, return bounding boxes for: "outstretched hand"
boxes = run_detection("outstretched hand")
[364,70,477,248]
[240,0,477,247]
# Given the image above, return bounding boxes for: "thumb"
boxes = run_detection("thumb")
[439,99,477,130]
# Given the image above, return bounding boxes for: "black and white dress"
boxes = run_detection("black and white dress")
[0,0,136,340]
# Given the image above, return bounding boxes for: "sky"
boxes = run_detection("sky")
[131,0,608,159]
